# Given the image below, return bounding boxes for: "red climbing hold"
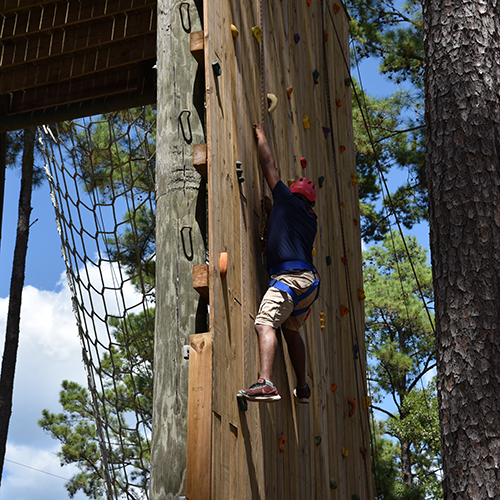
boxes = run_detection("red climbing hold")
[300,157,307,169]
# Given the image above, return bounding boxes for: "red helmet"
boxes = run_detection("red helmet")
[290,177,316,203]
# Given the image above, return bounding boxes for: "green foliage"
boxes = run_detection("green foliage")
[352,81,427,241]
[39,309,154,499]
[364,234,442,498]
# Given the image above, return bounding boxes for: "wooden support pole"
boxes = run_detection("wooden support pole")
[193,143,208,180]
[193,264,209,301]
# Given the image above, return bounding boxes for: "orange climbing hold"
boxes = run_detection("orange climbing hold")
[340,145,346,153]
[341,255,347,265]
[332,383,338,393]
[333,3,341,13]
[324,30,329,42]
[341,305,349,316]
[287,86,293,99]
[220,252,228,278]
[348,396,357,417]
[351,174,358,185]
[336,98,342,107]
[279,433,287,453]
[307,0,312,6]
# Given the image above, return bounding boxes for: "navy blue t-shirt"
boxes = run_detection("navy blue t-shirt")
[266,180,317,272]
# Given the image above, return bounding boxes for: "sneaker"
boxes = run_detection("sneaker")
[293,384,311,404]
[239,378,281,402]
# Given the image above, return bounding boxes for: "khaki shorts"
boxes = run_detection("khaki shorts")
[255,270,318,331]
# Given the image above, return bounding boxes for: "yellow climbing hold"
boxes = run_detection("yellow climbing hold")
[362,396,371,410]
[320,312,326,319]
[351,174,358,185]
[252,26,262,43]
[312,246,316,256]
[267,93,278,113]
[303,115,310,130]
[358,288,365,300]
[340,202,345,210]
[231,24,239,38]
[342,447,349,457]
[287,179,294,187]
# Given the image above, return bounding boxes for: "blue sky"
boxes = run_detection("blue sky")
[0,56,431,499]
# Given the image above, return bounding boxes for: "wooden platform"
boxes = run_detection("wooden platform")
[184,0,374,497]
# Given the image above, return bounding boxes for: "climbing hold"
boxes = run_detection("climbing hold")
[353,218,359,226]
[315,436,322,446]
[320,312,326,319]
[324,30,329,42]
[313,69,320,84]
[267,93,278,113]
[252,26,262,43]
[341,305,349,316]
[303,115,310,130]
[341,254,347,265]
[237,393,248,411]
[340,145,346,153]
[348,396,357,417]
[212,61,222,76]
[220,252,228,278]
[322,126,331,138]
[231,24,239,38]
[360,446,368,458]
[340,202,345,210]
[321,323,326,330]
[294,33,300,44]
[287,86,293,99]
[330,478,338,490]
[358,288,365,300]
[345,77,352,86]
[300,157,307,169]
[336,98,342,107]
[279,433,287,453]
[312,246,316,256]
[353,494,361,500]
[287,179,294,187]
[236,161,245,183]
[318,176,325,188]
[320,312,326,330]
[333,3,341,13]
[351,174,358,185]
[331,383,338,393]
[353,344,359,359]
[326,255,332,265]
[362,396,371,410]
[342,447,349,457]
[307,0,312,6]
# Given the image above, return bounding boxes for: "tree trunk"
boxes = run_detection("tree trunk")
[423,0,500,497]
[0,127,35,484]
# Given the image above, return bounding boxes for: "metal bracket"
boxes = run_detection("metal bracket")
[179,2,191,32]
[178,109,193,144]
[180,225,194,260]
[183,345,190,360]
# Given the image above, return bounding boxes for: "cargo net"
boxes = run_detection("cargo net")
[39,107,156,500]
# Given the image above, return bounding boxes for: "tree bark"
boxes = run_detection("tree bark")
[423,0,500,497]
[0,127,35,485]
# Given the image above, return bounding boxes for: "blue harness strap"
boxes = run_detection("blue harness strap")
[267,260,316,276]
[269,277,321,316]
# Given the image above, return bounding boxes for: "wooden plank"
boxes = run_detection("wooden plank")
[193,143,208,180]
[190,31,205,67]
[193,264,209,302]
[186,332,213,500]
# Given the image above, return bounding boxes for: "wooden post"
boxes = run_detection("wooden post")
[151,0,206,497]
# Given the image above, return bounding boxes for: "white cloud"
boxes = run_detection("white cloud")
[0,263,145,500]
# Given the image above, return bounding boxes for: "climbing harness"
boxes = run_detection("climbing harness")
[267,260,320,316]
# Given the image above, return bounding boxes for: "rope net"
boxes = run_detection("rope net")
[40,106,156,500]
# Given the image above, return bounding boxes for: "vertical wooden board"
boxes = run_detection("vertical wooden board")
[186,333,213,500]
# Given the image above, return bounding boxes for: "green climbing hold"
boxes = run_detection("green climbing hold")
[330,478,338,489]
[237,393,248,411]
[315,436,322,446]
[352,494,361,500]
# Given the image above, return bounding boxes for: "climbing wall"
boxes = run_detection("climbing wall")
[184,0,373,498]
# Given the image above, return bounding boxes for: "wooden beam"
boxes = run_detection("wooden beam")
[193,264,209,301]
[193,144,208,180]
[190,31,205,67]
[0,8,156,70]
[186,332,212,500]
[0,0,156,36]
[0,34,156,95]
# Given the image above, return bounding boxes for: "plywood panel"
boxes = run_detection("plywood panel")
[185,0,374,497]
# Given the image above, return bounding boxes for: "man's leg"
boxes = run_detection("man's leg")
[255,324,278,381]
[281,326,306,387]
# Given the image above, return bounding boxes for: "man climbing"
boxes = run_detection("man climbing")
[240,123,319,404]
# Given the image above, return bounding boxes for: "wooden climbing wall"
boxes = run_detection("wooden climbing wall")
[183,0,373,498]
